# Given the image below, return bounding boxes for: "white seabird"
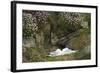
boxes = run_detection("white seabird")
[48,47,77,57]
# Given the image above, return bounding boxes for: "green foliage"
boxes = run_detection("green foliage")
[22,13,34,39]
[83,13,91,29]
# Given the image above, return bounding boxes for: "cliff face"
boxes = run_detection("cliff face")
[22,10,91,62]
[67,29,90,50]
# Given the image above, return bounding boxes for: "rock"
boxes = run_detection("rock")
[23,37,36,48]
[66,29,90,50]
[81,22,88,28]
